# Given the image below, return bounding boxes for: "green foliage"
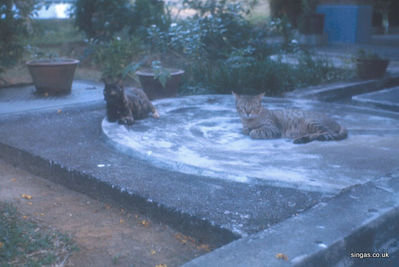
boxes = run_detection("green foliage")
[151,60,171,88]
[208,53,297,95]
[30,19,84,46]
[294,50,354,86]
[0,0,36,73]
[76,0,350,96]
[0,202,76,266]
[72,0,170,41]
[72,0,131,40]
[90,32,144,82]
[269,0,302,27]
[181,0,252,59]
[134,0,171,36]
[355,49,382,60]
[181,46,352,96]
[141,0,350,96]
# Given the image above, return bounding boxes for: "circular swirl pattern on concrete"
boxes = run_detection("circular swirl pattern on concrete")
[102,95,399,192]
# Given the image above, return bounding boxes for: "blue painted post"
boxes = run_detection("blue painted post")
[317,0,373,44]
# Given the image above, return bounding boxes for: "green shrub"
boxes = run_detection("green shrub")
[30,19,84,46]
[90,31,144,82]
[181,47,352,96]
[0,0,36,73]
[72,0,132,40]
[269,0,302,28]
[72,0,170,41]
[143,0,351,96]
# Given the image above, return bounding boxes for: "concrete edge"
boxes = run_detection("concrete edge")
[0,142,239,248]
[285,74,399,101]
[182,171,399,267]
[352,87,399,112]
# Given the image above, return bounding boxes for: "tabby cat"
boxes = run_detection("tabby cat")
[104,81,159,125]
[233,92,347,144]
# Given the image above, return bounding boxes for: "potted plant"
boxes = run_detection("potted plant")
[26,56,79,95]
[298,0,324,35]
[134,60,184,100]
[354,49,390,79]
[91,32,143,83]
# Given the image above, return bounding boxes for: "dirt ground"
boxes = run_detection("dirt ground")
[0,159,210,267]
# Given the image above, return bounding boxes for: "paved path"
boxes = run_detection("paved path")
[0,69,398,265]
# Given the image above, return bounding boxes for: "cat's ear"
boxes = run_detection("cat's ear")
[232,91,239,99]
[257,92,265,99]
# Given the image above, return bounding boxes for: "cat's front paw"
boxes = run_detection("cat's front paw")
[152,111,160,119]
[242,127,250,135]
[119,117,135,125]
[249,129,262,139]
[293,135,310,144]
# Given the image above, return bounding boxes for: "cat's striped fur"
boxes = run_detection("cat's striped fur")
[233,92,347,144]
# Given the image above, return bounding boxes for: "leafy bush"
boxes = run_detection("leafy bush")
[208,51,297,95]
[143,0,351,96]
[134,0,171,36]
[72,0,170,41]
[30,19,84,46]
[0,0,36,73]
[179,0,252,60]
[78,0,351,96]
[294,50,354,87]
[269,0,302,28]
[72,0,131,40]
[90,31,144,82]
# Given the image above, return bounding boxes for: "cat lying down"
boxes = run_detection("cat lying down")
[233,92,347,144]
[104,82,159,125]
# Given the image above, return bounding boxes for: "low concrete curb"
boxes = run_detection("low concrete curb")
[352,86,399,112]
[0,141,239,248]
[285,74,399,101]
[0,104,325,248]
[1,81,398,266]
[183,170,399,267]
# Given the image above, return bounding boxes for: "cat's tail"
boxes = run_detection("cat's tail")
[294,125,348,144]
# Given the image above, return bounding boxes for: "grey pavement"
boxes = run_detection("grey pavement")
[0,80,103,115]
[352,86,399,112]
[103,95,399,195]
[183,169,399,267]
[1,39,399,266]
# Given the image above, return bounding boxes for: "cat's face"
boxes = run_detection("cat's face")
[233,92,264,120]
[104,82,124,103]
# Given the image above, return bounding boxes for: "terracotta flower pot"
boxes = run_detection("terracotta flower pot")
[136,68,184,100]
[26,59,79,95]
[356,58,389,79]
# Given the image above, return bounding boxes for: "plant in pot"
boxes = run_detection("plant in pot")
[26,50,79,95]
[133,23,185,100]
[133,59,184,100]
[354,49,390,79]
[298,0,324,35]
[90,32,144,86]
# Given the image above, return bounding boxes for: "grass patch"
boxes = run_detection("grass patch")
[0,202,77,266]
[30,19,84,46]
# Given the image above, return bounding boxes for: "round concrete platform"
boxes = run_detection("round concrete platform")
[102,95,399,193]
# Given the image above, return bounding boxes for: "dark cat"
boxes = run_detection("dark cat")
[233,92,347,144]
[104,81,159,125]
